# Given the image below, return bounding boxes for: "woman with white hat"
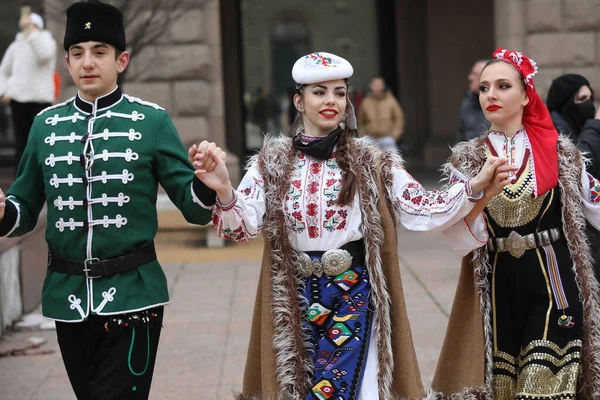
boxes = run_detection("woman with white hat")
[193,52,512,399]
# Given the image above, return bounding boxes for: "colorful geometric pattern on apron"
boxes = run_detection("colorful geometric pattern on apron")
[301,264,373,400]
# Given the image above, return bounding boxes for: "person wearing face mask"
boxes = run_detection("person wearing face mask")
[547,75,600,285]
[193,51,511,400]
[547,74,600,177]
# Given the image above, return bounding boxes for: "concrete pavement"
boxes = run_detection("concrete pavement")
[0,193,465,399]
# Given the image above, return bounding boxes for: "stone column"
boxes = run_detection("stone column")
[494,0,600,101]
[494,0,525,52]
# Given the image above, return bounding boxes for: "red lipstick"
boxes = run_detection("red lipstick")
[487,105,501,111]
[319,109,338,119]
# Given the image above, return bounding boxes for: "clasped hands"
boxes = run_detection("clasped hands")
[469,156,518,200]
[188,141,234,204]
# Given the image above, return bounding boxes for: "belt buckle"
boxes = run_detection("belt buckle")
[505,231,527,259]
[83,258,103,278]
[296,252,313,278]
[321,249,352,276]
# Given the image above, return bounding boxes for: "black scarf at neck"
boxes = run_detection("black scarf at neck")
[293,127,342,160]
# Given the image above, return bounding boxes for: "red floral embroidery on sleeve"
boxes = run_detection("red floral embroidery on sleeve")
[589,174,600,203]
[399,182,461,216]
[221,226,247,241]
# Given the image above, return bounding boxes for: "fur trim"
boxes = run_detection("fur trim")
[445,135,600,398]
[470,247,494,395]
[353,138,394,398]
[556,137,600,398]
[257,134,314,398]
[254,134,405,399]
[441,136,487,180]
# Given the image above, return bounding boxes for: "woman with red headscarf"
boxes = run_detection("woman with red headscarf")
[432,48,600,399]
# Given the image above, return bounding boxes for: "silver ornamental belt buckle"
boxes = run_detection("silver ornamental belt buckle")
[296,249,353,278]
[506,231,527,258]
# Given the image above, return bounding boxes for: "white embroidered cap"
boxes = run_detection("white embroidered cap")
[292,52,353,85]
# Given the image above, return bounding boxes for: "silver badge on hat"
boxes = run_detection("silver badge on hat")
[85,22,91,29]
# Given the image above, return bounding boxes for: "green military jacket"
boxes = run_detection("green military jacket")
[0,87,214,321]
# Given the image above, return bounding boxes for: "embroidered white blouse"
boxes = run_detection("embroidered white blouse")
[445,129,600,256]
[212,141,481,251]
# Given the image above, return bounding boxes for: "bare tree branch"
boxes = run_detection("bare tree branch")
[44,0,204,83]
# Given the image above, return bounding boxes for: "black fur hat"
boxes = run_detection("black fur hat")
[63,0,126,51]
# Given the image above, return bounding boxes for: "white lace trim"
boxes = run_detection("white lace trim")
[44,132,84,146]
[54,196,83,211]
[89,193,130,206]
[36,97,75,116]
[93,149,139,162]
[123,94,164,110]
[45,150,139,167]
[49,173,83,188]
[45,113,87,126]
[190,182,214,210]
[89,128,142,141]
[56,218,84,231]
[53,194,131,210]
[94,287,117,313]
[55,215,128,232]
[89,215,128,228]
[98,109,145,122]
[68,294,86,319]
[4,197,21,236]
[45,152,78,167]
[88,170,135,184]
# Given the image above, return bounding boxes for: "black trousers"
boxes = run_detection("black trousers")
[55,307,164,400]
[9,100,51,172]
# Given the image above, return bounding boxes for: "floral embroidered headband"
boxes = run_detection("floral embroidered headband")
[493,47,538,89]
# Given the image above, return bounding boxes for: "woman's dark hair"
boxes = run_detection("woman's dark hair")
[481,59,527,92]
[291,80,357,205]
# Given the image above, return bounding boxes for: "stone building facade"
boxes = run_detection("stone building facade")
[496,0,600,102]
[44,0,240,180]
[5,0,600,172]
[240,0,380,99]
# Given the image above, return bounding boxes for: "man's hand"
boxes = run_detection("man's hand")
[1,93,11,105]
[188,141,226,173]
[0,188,6,224]
[194,148,233,204]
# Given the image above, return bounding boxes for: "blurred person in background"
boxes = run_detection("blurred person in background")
[547,73,600,283]
[547,74,600,177]
[456,60,490,143]
[358,76,404,151]
[0,8,56,171]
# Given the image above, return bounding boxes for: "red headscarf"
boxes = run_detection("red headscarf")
[492,48,558,196]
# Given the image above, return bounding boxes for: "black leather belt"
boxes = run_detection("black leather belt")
[48,242,157,278]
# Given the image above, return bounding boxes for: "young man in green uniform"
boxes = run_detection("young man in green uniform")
[0,1,223,398]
